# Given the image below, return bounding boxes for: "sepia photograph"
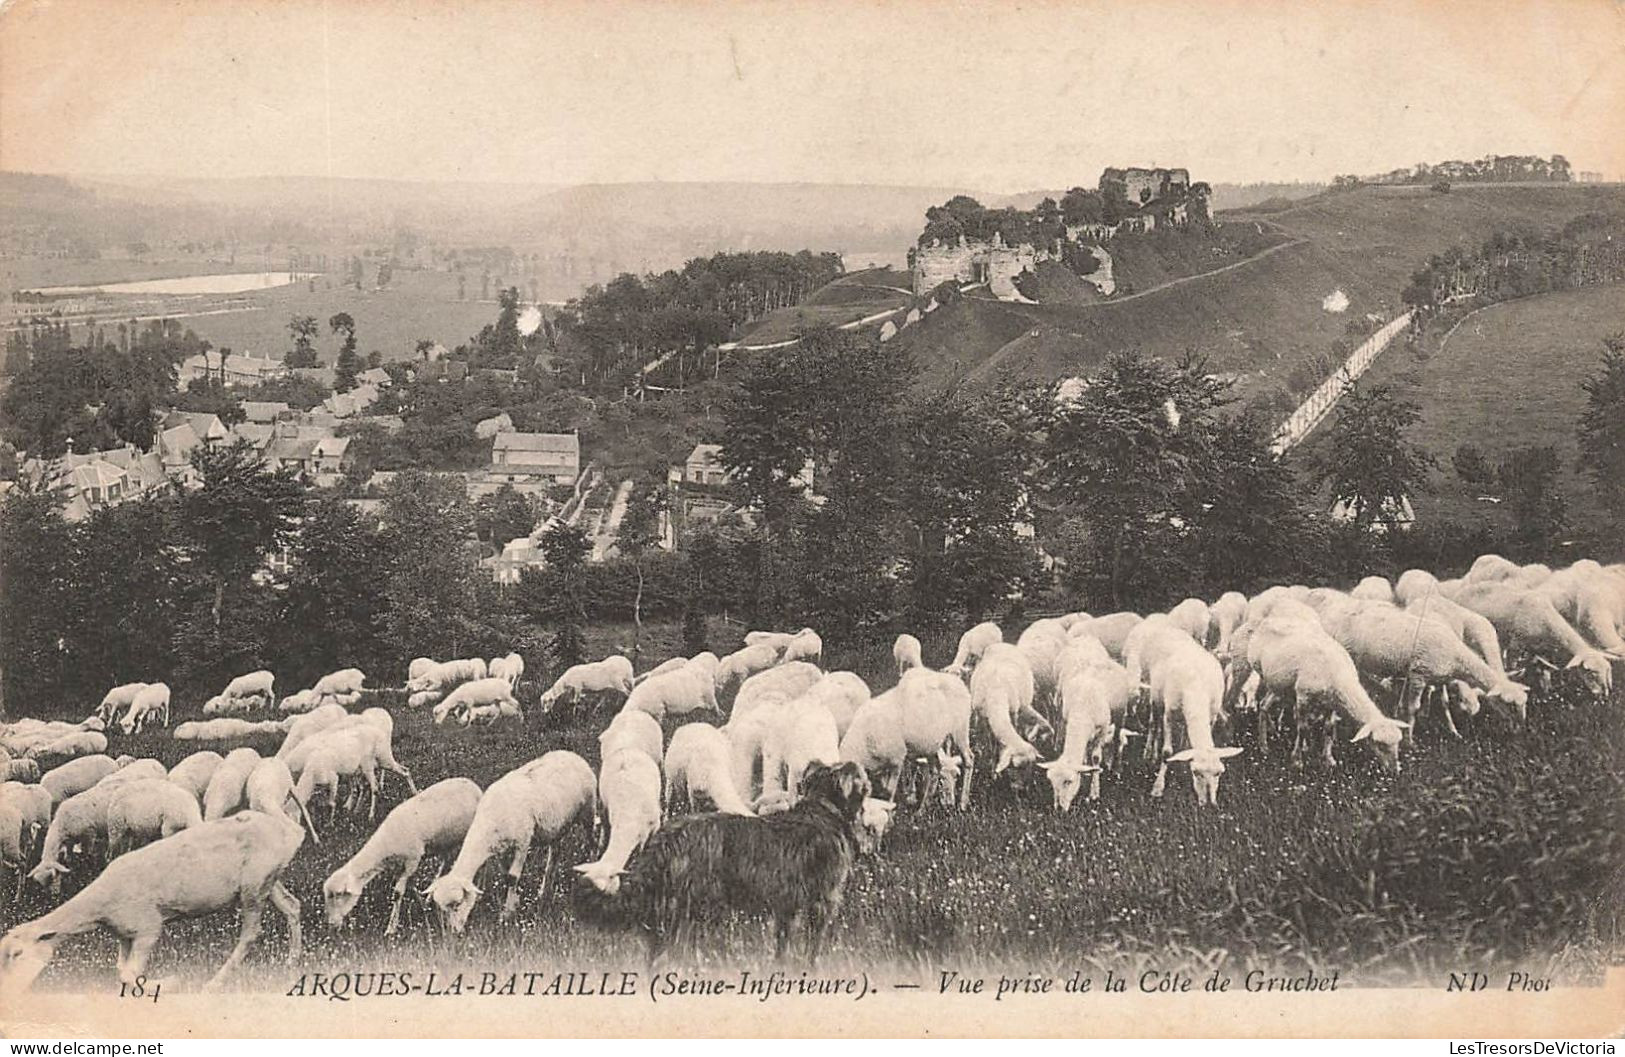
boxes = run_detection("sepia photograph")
[0,0,1621,1040]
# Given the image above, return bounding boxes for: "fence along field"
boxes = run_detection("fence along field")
[4,613,1619,992]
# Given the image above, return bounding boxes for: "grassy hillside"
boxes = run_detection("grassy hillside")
[1325,281,1625,527]
[898,184,1625,400]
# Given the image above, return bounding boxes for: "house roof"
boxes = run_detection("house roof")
[234,423,275,450]
[313,437,351,459]
[70,460,128,491]
[688,443,724,464]
[493,431,579,455]
[268,437,317,462]
[159,423,201,461]
[357,367,391,386]
[242,401,291,423]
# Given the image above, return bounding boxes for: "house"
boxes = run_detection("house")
[475,412,515,440]
[309,437,352,486]
[178,351,289,387]
[242,401,292,425]
[233,423,276,455]
[157,421,204,476]
[491,431,580,485]
[684,443,730,486]
[18,443,169,522]
[162,411,231,446]
[322,383,380,419]
[356,367,392,388]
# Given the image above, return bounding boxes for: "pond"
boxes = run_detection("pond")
[24,272,315,296]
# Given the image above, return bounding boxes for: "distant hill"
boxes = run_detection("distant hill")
[889,183,1625,404]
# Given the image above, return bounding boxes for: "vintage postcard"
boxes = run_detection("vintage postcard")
[0,0,1621,1040]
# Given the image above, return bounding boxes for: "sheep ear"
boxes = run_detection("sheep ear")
[1565,655,1584,669]
[1119,728,1143,738]
[1391,720,1412,729]
[1079,764,1103,773]
[571,864,592,875]
[1038,759,1061,772]
[1215,747,1243,759]
[1165,749,1195,763]
[1351,723,1373,742]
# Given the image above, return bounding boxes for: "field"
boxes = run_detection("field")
[735,269,911,346]
[895,184,1625,399]
[9,623,1621,994]
[1323,282,1625,526]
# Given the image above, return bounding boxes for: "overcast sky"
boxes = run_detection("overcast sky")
[2,0,1621,191]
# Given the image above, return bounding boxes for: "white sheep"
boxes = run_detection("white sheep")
[1011,628,1065,737]
[969,643,1043,775]
[407,657,437,683]
[28,767,159,891]
[622,662,720,721]
[311,668,367,703]
[539,656,634,713]
[167,751,224,805]
[730,661,824,723]
[488,652,526,691]
[1207,592,1249,656]
[598,709,664,771]
[1167,598,1214,648]
[762,703,841,800]
[743,629,797,649]
[26,731,108,762]
[1,784,51,900]
[0,811,305,992]
[1403,589,1517,723]
[245,758,320,843]
[97,682,148,725]
[724,703,778,802]
[715,642,785,694]
[840,668,975,808]
[632,656,689,687]
[294,725,416,820]
[173,717,286,741]
[406,657,488,695]
[40,755,119,808]
[947,621,1002,675]
[104,779,203,856]
[1143,639,1239,805]
[207,692,259,716]
[1466,554,1521,583]
[1352,575,1396,604]
[1122,614,1197,691]
[664,724,754,815]
[458,701,518,727]
[1041,656,1130,810]
[1536,567,1625,658]
[782,628,823,664]
[406,690,443,710]
[2,759,39,783]
[323,776,482,933]
[794,671,871,739]
[202,748,263,821]
[221,670,275,707]
[893,634,924,678]
[276,705,351,761]
[1068,612,1143,661]
[574,748,662,894]
[426,751,596,930]
[119,683,171,735]
[432,677,519,726]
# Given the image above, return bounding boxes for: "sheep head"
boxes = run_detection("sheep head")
[1039,760,1102,813]
[425,875,481,933]
[1166,746,1243,806]
[0,926,56,997]
[933,749,962,808]
[853,797,897,855]
[1352,719,1409,773]
[26,860,67,887]
[1484,679,1530,723]
[322,868,363,927]
[994,741,1039,775]
[572,861,624,895]
[1567,650,1616,697]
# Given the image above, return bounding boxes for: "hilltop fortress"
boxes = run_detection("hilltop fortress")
[910,167,1212,297]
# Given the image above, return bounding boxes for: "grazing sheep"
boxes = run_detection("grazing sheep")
[599,710,664,771]
[40,756,119,808]
[839,668,975,808]
[1145,638,1238,806]
[1208,593,1249,656]
[405,657,487,695]
[1535,567,1625,658]
[427,751,597,930]
[540,656,634,713]
[119,683,171,735]
[26,731,108,762]
[29,776,140,890]
[1352,576,1396,604]
[406,690,442,710]
[893,634,924,678]
[715,643,785,695]
[731,661,824,723]
[1122,615,1197,691]
[744,630,797,649]
[724,704,779,803]
[1013,626,1067,732]
[1403,590,1517,722]
[664,724,754,816]
[1,784,52,901]
[173,717,286,741]
[97,683,148,725]
[204,693,256,716]
[488,652,526,691]
[311,668,366,703]
[167,751,224,805]
[203,748,263,821]
[295,734,380,823]
[245,758,320,843]
[0,812,305,993]
[782,628,823,664]
[794,671,871,740]
[575,749,663,894]
[632,657,689,687]
[276,705,351,761]
[968,644,1042,775]
[623,662,721,721]
[432,677,519,726]
[323,777,481,933]
[1042,657,1133,810]
[1466,554,1521,583]
[1067,612,1143,661]
[1325,603,1530,730]
[1167,598,1214,648]
[2,760,40,783]
[947,621,1002,675]
[407,657,437,683]
[1245,615,1408,772]
[762,704,841,801]
[222,670,275,706]
[104,779,203,856]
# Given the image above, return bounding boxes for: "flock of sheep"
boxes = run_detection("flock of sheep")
[0,551,1621,991]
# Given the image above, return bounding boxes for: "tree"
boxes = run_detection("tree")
[271,497,390,688]
[286,315,320,368]
[0,487,82,713]
[473,484,537,544]
[331,313,361,392]
[1495,445,1567,556]
[1453,443,1497,493]
[1188,412,1318,595]
[379,471,481,659]
[616,482,669,660]
[1310,384,1435,528]
[1578,334,1625,519]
